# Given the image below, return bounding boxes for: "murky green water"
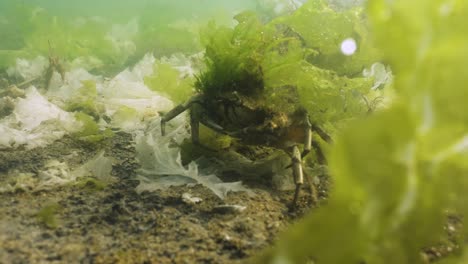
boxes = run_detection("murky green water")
[0,0,275,70]
[2,0,465,263]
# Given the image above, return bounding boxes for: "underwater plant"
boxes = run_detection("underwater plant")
[161,0,384,206]
[3,0,466,263]
[257,0,468,263]
[196,1,383,131]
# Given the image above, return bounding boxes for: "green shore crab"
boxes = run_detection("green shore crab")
[161,84,331,208]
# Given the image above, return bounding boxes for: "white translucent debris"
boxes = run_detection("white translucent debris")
[6,56,48,80]
[64,68,99,91]
[47,68,102,100]
[0,171,36,193]
[41,53,171,133]
[69,56,104,71]
[15,87,78,131]
[72,151,113,181]
[160,52,204,78]
[103,78,155,99]
[0,151,113,193]
[0,87,81,149]
[181,193,203,204]
[0,160,72,193]
[106,96,172,132]
[363,62,393,90]
[127,53,156,82]
[101,54,173,132]
[135,117,250,199]
[105,53,156,88]
[37,160,73,188]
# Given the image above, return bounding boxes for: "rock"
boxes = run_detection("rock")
[212,204,246,214]
[181,193,203,204]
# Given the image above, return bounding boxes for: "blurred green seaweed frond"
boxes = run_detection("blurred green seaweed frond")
[258,0,468,263]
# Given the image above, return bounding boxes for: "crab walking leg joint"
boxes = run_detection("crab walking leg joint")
[160,94,203,136]
[190,110,200,144]
[302,115,312,158]
[291,145,304,208]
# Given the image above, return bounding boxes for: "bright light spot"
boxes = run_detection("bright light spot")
[439,2,453,16]
[453,135,468,153]
[341,38,357,56]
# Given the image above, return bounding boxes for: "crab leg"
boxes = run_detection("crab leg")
[310,123,330,164]
[191,115,230,144]
[312,124,332,143]
[199,117,227,135]
[161,95,202,136]
[304,168,318,203]
[312,141,327,165]
[284,115,312,169]
[291,145,304,208]
[190,111,200,144]
[302,116,312,158]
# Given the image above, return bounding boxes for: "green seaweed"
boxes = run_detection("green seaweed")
[66,99,100,121]
[73,112,113,145]
[144,62,194,103]
[260,0,468,263]
[65,80,101,120]
[111,105,139,129]
[75,177,107,192]
[36,203,61,229]
[273,0,381,75]
[196,3,378,129]
[196,12,268,97]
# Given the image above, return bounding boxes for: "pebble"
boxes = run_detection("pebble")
[181,193,203,204]
[212,204,246,214]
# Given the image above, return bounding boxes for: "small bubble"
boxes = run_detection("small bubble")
[341,38,357,56]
